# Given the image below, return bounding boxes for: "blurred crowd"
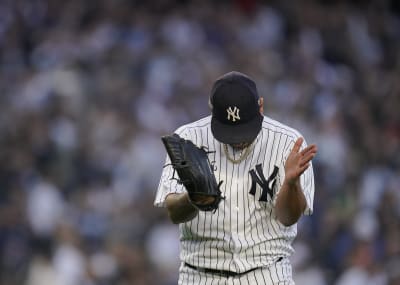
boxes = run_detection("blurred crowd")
[0,0,399,284]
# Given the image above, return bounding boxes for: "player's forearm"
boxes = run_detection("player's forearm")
[165,192,199,224]
[275,178,307,226]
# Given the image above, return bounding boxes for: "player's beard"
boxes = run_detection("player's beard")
[230,142,252,150]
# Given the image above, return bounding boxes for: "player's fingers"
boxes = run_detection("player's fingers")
[300,153,316,167]
[298,162,310,174]
[303,150,317,161]
[291,137,303,154]
[300,144,317,156]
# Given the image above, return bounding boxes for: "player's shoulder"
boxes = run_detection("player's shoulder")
[173,116,211,138]
[261,115,302,140]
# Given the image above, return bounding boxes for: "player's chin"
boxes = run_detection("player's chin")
[230,142,252,150]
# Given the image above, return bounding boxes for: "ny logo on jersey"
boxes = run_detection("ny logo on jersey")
[226,106,240,122]
[249,164,279,202]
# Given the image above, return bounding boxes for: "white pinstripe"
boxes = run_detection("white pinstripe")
[155,115,314,283]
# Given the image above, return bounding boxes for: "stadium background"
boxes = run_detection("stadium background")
[0,0,399,284]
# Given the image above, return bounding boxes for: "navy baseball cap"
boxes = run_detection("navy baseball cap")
[210,71,263,144]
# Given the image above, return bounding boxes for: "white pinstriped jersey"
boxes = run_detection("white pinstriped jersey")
[154,115,315,273]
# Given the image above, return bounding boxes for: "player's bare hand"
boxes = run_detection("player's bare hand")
[284,137,317,185]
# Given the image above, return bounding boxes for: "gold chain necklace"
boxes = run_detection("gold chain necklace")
[223,143,253,164]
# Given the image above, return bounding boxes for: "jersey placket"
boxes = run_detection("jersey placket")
[229,157,247,272]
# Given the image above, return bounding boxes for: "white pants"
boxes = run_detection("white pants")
[178,258,294,285]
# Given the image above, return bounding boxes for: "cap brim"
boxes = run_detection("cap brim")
[211,114,263,144]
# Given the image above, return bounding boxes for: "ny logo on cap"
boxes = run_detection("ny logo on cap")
[226,106,240,122]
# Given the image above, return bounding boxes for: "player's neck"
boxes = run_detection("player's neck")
[223,143,253,164]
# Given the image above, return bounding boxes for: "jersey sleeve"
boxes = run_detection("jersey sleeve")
[154,155,186,207]
[297,137,315,215]
[153,127,188,208]
[301,160,315,215]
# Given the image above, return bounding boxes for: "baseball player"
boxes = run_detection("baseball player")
[155,71,317,284]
